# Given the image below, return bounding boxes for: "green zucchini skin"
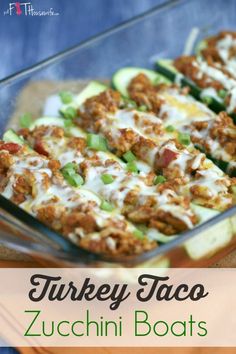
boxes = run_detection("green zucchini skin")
[155,59,236,123]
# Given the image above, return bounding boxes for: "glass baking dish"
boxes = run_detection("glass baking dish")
[0,0,236,267]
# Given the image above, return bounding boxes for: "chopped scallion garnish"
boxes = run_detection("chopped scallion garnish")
[138,105,148,112]
[123,97,137,108]
[66,174,84,187]
[101,174,114,184]
[153,175,166,185]
[126,161,138,173]
[202,96,212,105]
[20,113,32,128]
[218,89,227,99]
[165,125,175,132]
[59,91,73,104]
[64,119,74,128]
[61,162,84,187]
[63,106,77,120]
[65,162,77,170]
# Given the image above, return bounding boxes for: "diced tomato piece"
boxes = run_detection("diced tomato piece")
[157,148,178,168]
[34,139,49,157]
[0,142,21,153]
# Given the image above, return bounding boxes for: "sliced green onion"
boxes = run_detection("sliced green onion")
[137,224,148,233]
[100,200,114,212]
[66,173,84,187]
[138,105,148,112]
[126,161,139,173]
[59,91,73,104]
[20,113,32,128]
[123,150,136,163]
[202,96,212,105]
[178,132,191,146]
[61,163,84,187]
[153,175,166,185]
[87,134,108,151]
[165,125,175,132]
[154,77,163,85]
[133,229,144,239]
[64,119,74,128]
[101,174,114,184]
[218,89,227,99]
[63,106,77,120]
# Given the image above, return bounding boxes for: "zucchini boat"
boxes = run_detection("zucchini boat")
[113,67,236,177]
[0,135,156,256]
[32,81,235,212]
[4,122,235,259]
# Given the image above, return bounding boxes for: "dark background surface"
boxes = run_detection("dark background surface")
[0,0,164,80]
[0,0,162,353]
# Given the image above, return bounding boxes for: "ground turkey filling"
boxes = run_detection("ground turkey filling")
[0,142,155,256]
